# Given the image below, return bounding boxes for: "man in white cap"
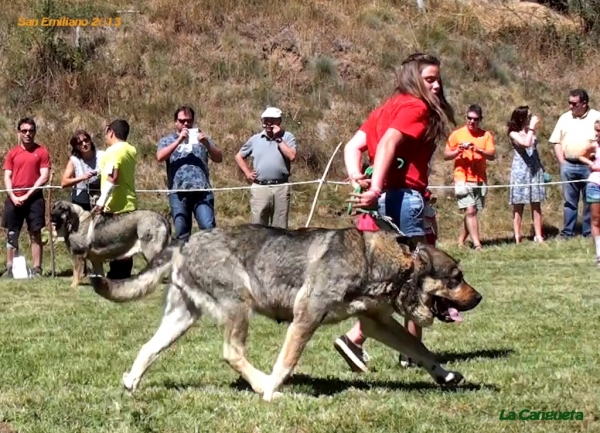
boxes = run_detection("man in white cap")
[235,106,297,228]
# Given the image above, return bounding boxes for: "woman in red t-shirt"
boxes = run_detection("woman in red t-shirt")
[333,53,456,373]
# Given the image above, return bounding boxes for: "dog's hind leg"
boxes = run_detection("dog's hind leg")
[223,307,270,394]
[122,283,200,393]
[360,314,464,388]
[262,302,320,402]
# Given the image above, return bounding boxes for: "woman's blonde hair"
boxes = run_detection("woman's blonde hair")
[395,53,456,143]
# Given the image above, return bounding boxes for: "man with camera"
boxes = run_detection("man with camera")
[235,107,297,229]
[157,106,223,241]
[444,104,496,250]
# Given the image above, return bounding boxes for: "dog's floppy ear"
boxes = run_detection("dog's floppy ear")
[68,208,80,232]
[413,243,433,274]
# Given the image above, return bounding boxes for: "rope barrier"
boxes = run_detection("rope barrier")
[0,177,591,195]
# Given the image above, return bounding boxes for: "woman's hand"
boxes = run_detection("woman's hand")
[349,172,371,191]
[529,115,540,131]
[78,172,95,183]
[347,189,380,211]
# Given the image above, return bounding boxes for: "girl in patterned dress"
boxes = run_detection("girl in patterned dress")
[507,106,546,243]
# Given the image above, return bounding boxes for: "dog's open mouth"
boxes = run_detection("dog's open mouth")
[431,296,464,323]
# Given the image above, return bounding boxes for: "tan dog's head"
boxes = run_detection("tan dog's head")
[394,242,482,327]
[51,200,82,236]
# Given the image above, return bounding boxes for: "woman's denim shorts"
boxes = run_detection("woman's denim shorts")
[585,182,600,204]
[378,188,425,237]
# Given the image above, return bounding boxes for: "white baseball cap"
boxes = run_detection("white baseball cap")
[261,107,282,119]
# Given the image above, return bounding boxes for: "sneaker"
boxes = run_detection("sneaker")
[31,267,43,278]
[333,335,369,373]
[2,268,13,279]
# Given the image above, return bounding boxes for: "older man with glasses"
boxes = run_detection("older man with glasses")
[235,107,297,229]
[2,117,51,278]
[550,88,600,239]
[157,106,223,241]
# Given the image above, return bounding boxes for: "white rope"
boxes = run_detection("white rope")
[305,142,343,228]
[0,178,592,195]
[325,179,588,189]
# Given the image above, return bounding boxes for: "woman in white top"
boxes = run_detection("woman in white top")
[60,130,105,211]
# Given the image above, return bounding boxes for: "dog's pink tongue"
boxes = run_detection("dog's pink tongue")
[448,308,464,322]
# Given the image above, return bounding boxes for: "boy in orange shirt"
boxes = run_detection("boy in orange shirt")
[443,104,496,250]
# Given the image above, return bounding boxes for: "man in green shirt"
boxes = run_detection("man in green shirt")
[92,119,138,279]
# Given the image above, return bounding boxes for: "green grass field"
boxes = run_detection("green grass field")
[0,237,599,432]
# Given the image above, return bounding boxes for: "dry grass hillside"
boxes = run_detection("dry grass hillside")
[1,0,599,243]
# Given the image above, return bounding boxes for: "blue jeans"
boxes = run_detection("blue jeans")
[560,161,591,237]
[378,188,425,237]
[168,191,216,241]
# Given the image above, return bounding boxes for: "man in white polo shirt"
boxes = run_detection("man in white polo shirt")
[550,89,600,238]
[235,107,297,229]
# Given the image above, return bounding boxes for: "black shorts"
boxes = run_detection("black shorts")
[2,192,46,233]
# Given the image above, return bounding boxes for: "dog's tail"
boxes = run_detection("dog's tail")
[89,240,182,303]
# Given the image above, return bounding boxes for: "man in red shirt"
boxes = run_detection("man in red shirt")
[2,117,51,277]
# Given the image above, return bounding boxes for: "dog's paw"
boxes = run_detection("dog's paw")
[436,371,464,388]
[122,372,139,393]
[262,391,283,402]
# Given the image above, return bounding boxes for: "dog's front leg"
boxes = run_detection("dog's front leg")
[222,308,270,394]
[71,255,84,288]
[360,315,464,388]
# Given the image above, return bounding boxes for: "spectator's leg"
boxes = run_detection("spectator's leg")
[580,166,592,237]
[26,194,46,273]
[512,204,525,243]
[465,205,481,249]
[169,192,192,242]
[457,188,474,246]
[29,230,43,276]
[193,192,216,230]
[531,202,544,242]
[272,185,291,229]
[250,184,272,227]
[560,163,578,238]
[2,198,22,276]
